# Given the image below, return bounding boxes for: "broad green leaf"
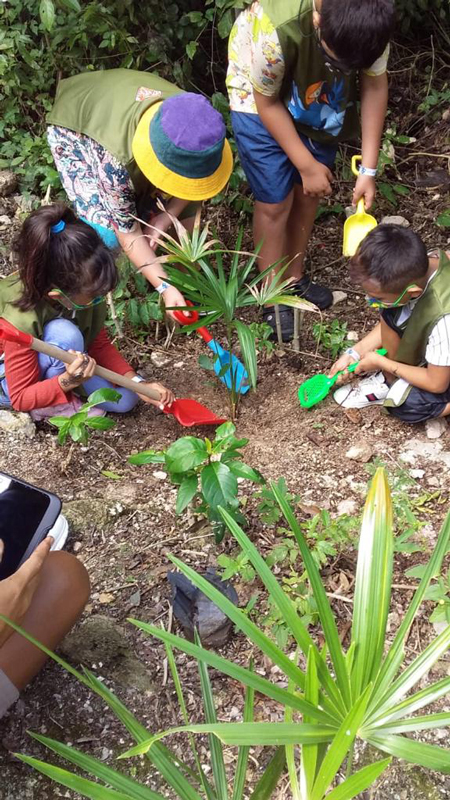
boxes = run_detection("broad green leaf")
[325,759,391,800]
[310,687,371,800]
[215,422,236,440]
[14,755,135,800]
[28,733,164,800]
[186,41,198,59]
[369,512,450,715]
[85,417,116,431]
[39,0,55,30]
[436,211,450,228]
[48,416,68,428]
[128,450,165,465]
[234,319,257,390]
[194,632,228,800]
[268,486,351,711]
[249,747,286,799]
[176,475,198,514]
[369,734,450,773]
[228,460,265,484]
[166,437,208,473]
[232,679,254,800]
[129,621,336,725]
[351,467,393,695]
[59,0,81,11]
[201,462,238,511]
[87,388,121,406]
[120,723,336,758]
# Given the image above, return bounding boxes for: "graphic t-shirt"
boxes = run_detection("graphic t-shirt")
[227,0,389,139]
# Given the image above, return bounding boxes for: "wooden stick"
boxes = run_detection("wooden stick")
[29,337,161,402]
[292,308,300,352]
[106,291,123,338]
[274,305,283,346]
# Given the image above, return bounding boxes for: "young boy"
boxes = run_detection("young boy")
[227,0,395,339]
[330,225,450,424]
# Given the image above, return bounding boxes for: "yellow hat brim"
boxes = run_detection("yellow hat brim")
[132,102,233,202]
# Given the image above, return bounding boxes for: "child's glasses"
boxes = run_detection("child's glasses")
[366,284,416,310]
[52,288,104,310]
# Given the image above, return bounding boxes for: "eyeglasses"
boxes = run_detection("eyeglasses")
[366,284,417,310]
[52,288,104,310]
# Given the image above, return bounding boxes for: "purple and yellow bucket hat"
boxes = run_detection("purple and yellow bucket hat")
[132,93,233,201]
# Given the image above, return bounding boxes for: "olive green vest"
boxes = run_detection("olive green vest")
[47,69,182,197]
[393,251,450,366]
[260,0,359,143]
[0,274,106,347]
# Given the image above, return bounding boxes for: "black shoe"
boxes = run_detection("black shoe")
[263,305,294,342]
[292,276,333,310]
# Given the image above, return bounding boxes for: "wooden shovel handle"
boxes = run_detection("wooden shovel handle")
[30,338,162,403]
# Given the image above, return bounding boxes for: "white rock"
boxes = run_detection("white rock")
[331,291,348,306]
[0,410,35,439]
[410,468,425,479]
[0,214,11,228]
[425,418,447,440]
[347,331,358,341]
[336,498,357,515]
[380,215,410,227]
[346,442,373,463]
[153,470,167,480]
[174,361,185,368]
[150,351,172,368]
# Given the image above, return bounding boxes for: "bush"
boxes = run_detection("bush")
[396,0,448,33]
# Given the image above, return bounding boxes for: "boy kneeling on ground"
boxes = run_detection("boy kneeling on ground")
[330,225,450,424]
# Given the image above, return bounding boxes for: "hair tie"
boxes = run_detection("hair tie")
[51,220,66,234]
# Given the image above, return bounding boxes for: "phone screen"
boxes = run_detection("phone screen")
[0,474,51,579]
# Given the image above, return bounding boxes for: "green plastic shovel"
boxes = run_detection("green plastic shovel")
[298,348,387,409]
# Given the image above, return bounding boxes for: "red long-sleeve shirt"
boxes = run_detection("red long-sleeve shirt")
[0,328,132,412]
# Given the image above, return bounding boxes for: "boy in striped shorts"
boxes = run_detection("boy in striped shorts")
[329,225,450,424]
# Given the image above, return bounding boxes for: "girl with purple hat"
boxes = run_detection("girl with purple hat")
[47,69,233,321]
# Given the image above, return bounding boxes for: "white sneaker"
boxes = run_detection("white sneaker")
[333,371,389,409]
[48,514,69,551]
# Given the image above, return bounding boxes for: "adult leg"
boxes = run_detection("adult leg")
[0,552,90,692]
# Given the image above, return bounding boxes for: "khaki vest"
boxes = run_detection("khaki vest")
[47,69,182,197]
[0,274,106,347]
[260,0,359,143]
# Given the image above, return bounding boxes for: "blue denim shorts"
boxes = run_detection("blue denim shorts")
[230,110,338,204]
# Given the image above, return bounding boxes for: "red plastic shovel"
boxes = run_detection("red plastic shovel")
[0,318,227,428]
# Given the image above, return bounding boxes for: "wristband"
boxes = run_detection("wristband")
[345,347,360,362]
[131,375,145,383]
[358,165,377,177]
[155,281,170,294]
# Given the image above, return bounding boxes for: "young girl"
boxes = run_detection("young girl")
[0,203,174,419]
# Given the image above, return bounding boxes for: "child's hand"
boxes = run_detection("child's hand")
[300,161,333,197]
[59,351,97,391]
[328,353,358,384]
[138,382,175,410]
[162,285,191,322]
[355,350,385,374]
[148,210,173,249]
[353,174,376,210]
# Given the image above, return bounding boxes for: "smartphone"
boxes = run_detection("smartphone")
[0,472,61,580]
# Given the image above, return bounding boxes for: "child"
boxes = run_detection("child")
[47,69,233,321]
[330,225,450,424]
[0,203,174,419]
[227,0,395,339]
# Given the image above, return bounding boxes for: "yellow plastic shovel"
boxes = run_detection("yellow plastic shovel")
[343,155,377,256]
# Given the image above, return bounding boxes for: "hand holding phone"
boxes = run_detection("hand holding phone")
[0,537,52,647]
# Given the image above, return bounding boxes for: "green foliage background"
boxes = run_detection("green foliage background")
[0,0,446,193]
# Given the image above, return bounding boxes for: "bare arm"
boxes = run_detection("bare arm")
[329,323,382,377]
[357,353,450,394]
[253,91,333,197]
[353,72,389,209]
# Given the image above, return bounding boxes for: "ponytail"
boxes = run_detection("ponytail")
[14,203,117,311]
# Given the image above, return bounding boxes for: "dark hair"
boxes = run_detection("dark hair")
[14,203,117,311]
[349,225,429,292]
[320,0,395,71]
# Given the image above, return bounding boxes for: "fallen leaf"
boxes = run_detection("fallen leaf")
[129,589,141,608]
[299,503,321,517]
[98,592,115,604]
[344,407,362,425]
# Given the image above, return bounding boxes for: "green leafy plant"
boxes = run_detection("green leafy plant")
[418,84,450,121]
[119,467,450,796]
[248,321,276,358]
[406,564,450,626]
[128,422,265,543]
[106,256,163,335]
[313,319,350,360]
[436,209,450,228]
[49,387,119,445]
[150,213,316,419]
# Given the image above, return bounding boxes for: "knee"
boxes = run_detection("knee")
[113,390,139,414]
[255,196,292,225]
[43,319,85,353]
[43,551,90,615]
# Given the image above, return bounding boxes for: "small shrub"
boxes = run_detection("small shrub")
[49,387,119,445]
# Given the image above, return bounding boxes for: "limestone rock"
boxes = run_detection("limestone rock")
[336,498,358,515]
[61,615,154,691]
[0,170,18,197]
[425,417,447,440]
[0,410,35,439]
[150,350,172,368]
[380,215,410,227]
[0,214,11,229]
[62,497,109,535]
[331,290,348,306]
[345,442,373,463]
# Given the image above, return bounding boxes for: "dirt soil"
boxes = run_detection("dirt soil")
[1,39,450,800]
